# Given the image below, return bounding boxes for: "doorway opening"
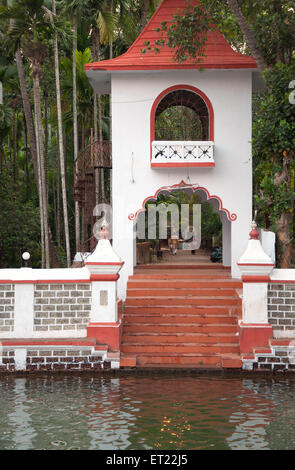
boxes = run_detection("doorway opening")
[133,183,233,267]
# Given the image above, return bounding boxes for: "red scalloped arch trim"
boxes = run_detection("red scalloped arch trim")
[128,181,237,222]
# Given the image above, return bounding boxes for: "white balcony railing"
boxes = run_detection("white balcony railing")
[151,141,214,167]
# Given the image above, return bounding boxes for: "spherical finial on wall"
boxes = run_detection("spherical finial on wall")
[22,252,31,267]
[22,252,30,261]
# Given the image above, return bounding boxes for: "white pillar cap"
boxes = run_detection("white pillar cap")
[237,221,274,278]
[85,240,124,276]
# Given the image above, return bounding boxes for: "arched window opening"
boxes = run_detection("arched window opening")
[155,89,209,141]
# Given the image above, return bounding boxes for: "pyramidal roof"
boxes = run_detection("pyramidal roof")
[85,0,257,72]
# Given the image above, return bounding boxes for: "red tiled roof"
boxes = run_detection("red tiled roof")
[85,0,257,72]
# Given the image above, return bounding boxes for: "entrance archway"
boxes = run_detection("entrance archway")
[129,181,237,268]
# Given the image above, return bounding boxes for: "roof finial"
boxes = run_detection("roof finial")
[249,210,259,240]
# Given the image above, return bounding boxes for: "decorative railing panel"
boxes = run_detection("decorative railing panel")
[151,141,214,167]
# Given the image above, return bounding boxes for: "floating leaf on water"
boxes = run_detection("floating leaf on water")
[51,440,67,447]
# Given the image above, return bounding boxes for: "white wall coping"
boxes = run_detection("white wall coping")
[0,267,90,282]
[270,269,295,282]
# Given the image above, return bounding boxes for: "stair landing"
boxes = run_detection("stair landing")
[120,264,242,370]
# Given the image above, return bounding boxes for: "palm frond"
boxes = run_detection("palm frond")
[96,7,118,45]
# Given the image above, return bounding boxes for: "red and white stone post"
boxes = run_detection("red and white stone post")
[85,239,124,350]
[237,221,274,353]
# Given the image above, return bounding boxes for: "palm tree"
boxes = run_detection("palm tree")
[0,0,70,268]
[15,52,39,186]
[62,0,117,246]
[72,7,80,253]
[0,1,54,267]
[50,0,71,267]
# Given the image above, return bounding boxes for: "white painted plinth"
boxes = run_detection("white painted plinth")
[14,282,34,338]
[242,283,269,324]
[90,281,118,323]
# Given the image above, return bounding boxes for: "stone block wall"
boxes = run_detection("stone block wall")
[0,284,15,334]
[268,283,295,338]
[242,342,295,372]
[34,283,91,334]
[0,345,113,373]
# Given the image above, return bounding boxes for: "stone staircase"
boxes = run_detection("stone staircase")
[120,265,243,369]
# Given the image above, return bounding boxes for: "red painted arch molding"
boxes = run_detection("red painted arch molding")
[128,180,237,222]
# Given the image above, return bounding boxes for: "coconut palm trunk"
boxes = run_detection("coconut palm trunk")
[16,49,60,267]
[33,66,50,268]
[73,8,80,254]
[140,0,149,32]
[15,51,38,184]
[226,0,267,71]
[34,107,45,268]
[52,0,71,267]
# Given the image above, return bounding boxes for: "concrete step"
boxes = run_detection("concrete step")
[125,296,241,307]
[127,288,238,297]
[124,305,241,315]
[135,264,230,271]
[122,332,239,344]
[221,354,243,369]
[131,273,233,280]
[136,354,222,367]
[127,280,242,289]
[121,343,240,354]
[123,324,238,334]
[120,356,137,367]
[123,314,239,324]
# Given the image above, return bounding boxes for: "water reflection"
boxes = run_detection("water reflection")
[9,378,35,450]
[1,374,295,450]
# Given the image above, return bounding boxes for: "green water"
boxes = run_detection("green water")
[0,373,295,450]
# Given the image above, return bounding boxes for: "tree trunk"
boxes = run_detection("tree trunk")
[73,9,80,254]
[110,0,113,59]
[12,110,17,185]
[17,50,59,267]
[57,157,61,247]
[15,51,38,183]
[277,212,292,268]
[33,79,45,268]
[226,0,267,72]
[24,124,30,198]
[53,0,71,267]
[140,0,149,32]
[44,88,49,200]
[33,67,50,268]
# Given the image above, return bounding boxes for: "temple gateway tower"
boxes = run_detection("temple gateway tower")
[85,0,259,298]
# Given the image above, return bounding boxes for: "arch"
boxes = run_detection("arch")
[128,180,237,223]
[150,85,214,156]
